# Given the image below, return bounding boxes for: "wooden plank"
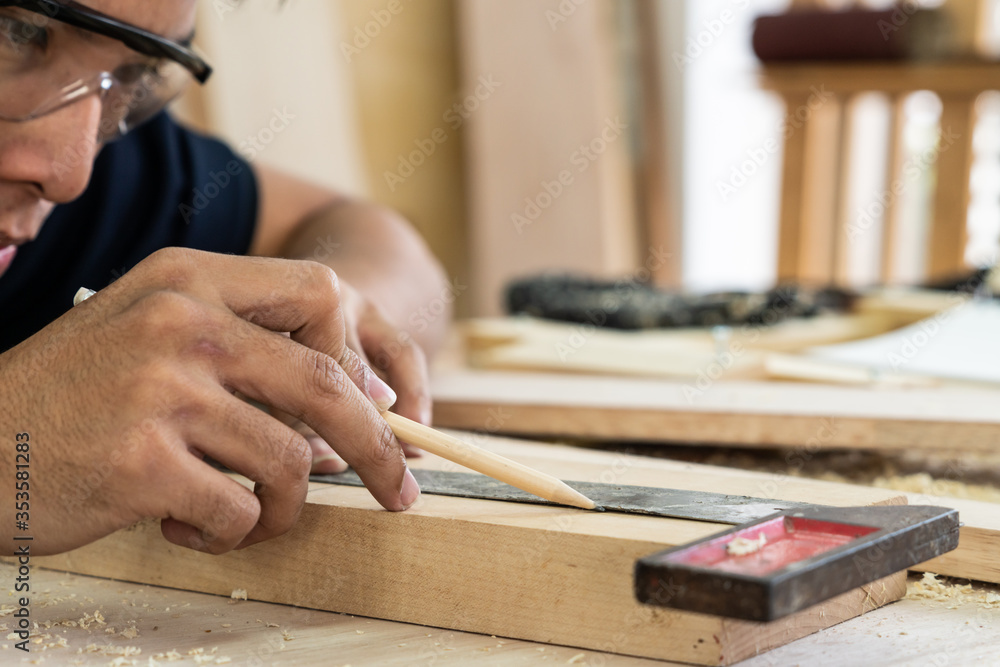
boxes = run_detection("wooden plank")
[761,61,1000,96]
[634,0,684,288]
[799,94,845,285]
[880,95,907,285]
[777,93,811,282]
[928,95,976,280]
[12,566,1000,667]
[458,0,639,316]
[910,495,1000,583]
[31,439,907,665]
[432,369,1000,454]
[833,96,857,287]
[6,564,656,666]
[462,313,909,382]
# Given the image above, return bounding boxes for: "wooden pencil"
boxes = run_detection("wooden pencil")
[382,411,597,510]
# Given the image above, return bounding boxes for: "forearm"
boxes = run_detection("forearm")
[280,199,452,357]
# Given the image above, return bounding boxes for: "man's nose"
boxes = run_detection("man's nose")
[0,94,104,204]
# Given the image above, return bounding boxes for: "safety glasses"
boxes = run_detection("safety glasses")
[0,0,213,141]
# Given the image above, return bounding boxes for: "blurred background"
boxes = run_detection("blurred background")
[174,0,1000,318]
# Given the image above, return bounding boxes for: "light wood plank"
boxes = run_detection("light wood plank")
[432,369,1000,454]
[928,95,976,280]
[799,94,845,285]
[777,93,811,283]
[880,95,908,285]
[30,439,907,665]
[458,0,638,316]
[3,564,657,666]
[13,566,999,667]
[635,0,684,288]
[761,61,1000,96]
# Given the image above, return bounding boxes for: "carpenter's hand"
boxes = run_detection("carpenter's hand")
[0,248,419,556]
[296,280,431,472]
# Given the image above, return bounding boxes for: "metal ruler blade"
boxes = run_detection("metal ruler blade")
[309,469,818,525]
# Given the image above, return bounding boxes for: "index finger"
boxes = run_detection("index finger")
[216,318,419,512]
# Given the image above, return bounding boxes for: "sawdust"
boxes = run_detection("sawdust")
[907,572,1000,610]
[818,471,1000,504]
[229,589,247,602]
[611,444,1000,505]
[726,532,767,556]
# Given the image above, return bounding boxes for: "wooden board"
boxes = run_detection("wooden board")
[2,564,655,666]
[909,494,1000,584]
[7,566,1000,667]
[432,369,1000,454]
[464,313,905,381]
[31,438,907,665]
[458,0,639,316]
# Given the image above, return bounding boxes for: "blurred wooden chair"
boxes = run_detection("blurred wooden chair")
[760,60,1000,288]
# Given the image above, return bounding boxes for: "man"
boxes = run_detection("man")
[0,0,450,556]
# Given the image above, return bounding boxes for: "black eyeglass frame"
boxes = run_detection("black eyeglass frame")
[0,0,212,83]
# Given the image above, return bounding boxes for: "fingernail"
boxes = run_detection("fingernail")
[188,533,209,552]
[420,405,433,426]
[367,369,397,413]
[400,468,420,508]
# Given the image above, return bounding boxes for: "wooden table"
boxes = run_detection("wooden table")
[4,565,998,666]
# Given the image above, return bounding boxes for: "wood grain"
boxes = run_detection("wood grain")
[432,369,1000,453]
[458,0,639,316]
[9,565,999,666]
[32,438,907,665]
[761,61,1000,96]
[928,95,976,280]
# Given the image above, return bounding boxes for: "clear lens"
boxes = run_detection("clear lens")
[97,58,191,141]
[0,8,194,142]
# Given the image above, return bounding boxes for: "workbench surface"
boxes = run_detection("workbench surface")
[3,565,997,666]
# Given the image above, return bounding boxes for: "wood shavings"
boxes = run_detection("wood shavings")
[120,626,139,639]
[151,650,184,662]
[229,589,247,602]
[908,572,1000,609]
[281,629,294,641]
[726,532,767,556]
[79,610,107,629]
[870,473,1000,504]
[567,654,586,664]
[79,643,142,657]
